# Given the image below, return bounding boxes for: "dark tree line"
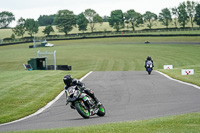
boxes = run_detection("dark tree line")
[12,18,39,38]
[1,1,200,38]
[38,15,56,26]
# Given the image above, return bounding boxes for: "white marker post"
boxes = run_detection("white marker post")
[182,69,194,75]
[164,65,173,70]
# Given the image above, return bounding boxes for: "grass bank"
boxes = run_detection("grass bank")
[0,70,88,124]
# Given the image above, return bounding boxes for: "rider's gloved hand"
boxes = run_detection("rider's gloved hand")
[79,86,85,92]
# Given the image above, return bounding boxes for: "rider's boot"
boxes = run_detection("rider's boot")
[93,96,102,106]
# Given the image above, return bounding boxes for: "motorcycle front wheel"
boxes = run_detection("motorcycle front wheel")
[75,102,90,119]
[148,71,151,75]
[147,68,152,75]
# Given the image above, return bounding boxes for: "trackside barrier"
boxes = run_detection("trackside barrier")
[1,27,200,45]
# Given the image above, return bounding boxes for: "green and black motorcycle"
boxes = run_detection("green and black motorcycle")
[66,86,106,119]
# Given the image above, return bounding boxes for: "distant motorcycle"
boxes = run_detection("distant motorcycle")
[146,60,153,75]
[66,86,106,119]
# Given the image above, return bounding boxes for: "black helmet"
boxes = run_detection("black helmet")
[147,56,151,60]
[63,75,73,86]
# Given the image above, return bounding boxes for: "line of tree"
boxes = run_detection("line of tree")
[0,1,199,38]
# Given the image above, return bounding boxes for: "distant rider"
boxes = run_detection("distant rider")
[144,56,154,71]
[63,74,101,109]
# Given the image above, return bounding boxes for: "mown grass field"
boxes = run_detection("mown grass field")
[0,36,200,132]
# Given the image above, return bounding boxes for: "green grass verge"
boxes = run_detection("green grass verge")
[0,37,200,132]
[4,112,200,133]
[0,70,88,124]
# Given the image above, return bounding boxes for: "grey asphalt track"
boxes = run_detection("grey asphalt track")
[1,71,200,132]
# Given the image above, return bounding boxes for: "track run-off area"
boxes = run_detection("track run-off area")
[0,71,200,132]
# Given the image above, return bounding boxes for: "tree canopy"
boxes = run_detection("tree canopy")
[143,11,157,29]
[186,1,196,28]
[38,15,56,26]
[0,11,15,28]
[171,7,179,28]
[124,9,143,31]
[108,10,124,31]
[178,2,189,28]
[76,13,88,32]
[12,17,26,38]
[54,10,76,36]
[42,25,54,36]
[194,4,200,27]
[24,19,39,37]
[159,8,172,28]
[83,9,103,32]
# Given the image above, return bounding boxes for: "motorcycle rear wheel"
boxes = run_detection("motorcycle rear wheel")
[75,102,90,119]
[97,105,106,117]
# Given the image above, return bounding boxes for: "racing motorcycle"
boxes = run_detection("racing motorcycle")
[146,60,153,75]
[66,85,106,119]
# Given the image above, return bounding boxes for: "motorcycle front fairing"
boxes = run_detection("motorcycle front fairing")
[66,86,91,107]
[66,86,81,102]
[146,61,153,68]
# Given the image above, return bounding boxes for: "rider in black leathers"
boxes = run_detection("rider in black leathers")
[144,56,154,71]
[63,75,101,109]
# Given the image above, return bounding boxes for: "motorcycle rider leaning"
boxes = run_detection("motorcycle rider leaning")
[63,74,101,109]
[144,56,154,71]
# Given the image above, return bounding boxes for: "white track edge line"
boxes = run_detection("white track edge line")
[0,71,93,126]
[156,70,200,90]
